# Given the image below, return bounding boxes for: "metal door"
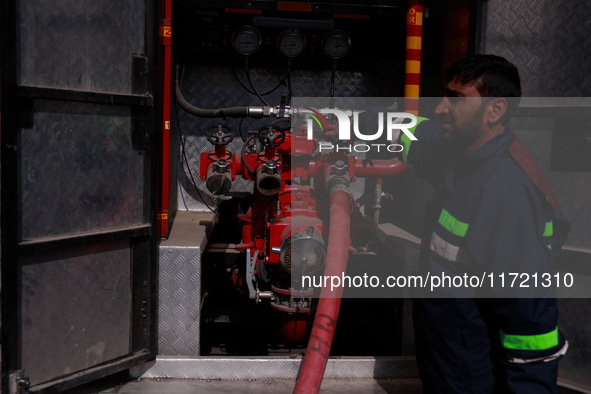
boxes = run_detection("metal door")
[1,0,158,392]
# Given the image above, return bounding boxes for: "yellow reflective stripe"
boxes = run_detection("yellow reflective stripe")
[500,327,559,351]
[406,36,422,50]
[438,208,469,238]
[405,60,421,74]
[405,84,420,97]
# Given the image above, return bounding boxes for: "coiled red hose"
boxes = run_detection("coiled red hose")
[293,191,351,393]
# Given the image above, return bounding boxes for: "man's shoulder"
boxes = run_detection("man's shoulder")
[483,153,530,183]
[475,153,536,199]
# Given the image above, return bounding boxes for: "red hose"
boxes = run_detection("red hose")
[293,191,351,394]
[354,157,409,177]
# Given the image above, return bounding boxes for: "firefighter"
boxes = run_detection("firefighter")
[400,55,570,393]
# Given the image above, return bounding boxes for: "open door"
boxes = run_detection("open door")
[1,0,158,392]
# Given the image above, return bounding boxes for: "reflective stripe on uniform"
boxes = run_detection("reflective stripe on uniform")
[500,326,559,351]
[543,221,553,237]
[438,208,469,238]
[506,341,568,364]
[429,232,471,263]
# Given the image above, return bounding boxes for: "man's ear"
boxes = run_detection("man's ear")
[487,98,508,124]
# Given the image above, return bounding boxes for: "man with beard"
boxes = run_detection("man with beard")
[399,55,570,393]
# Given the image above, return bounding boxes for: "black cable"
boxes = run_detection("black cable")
[238,117,246,142]
[287,73,293,105]
[180,133,216,213]
[174,97,216,213]
[287,58,293,105]
[231,62,287,97]
[271,117,290,126]
[246,57,271,107]
[330,60,337,98]
[241,135,257,178]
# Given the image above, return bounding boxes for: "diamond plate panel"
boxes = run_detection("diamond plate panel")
[21,241,131,386]
[482,0,591,96]
[17,0,145,93]
[176,64,382,211]
[18,100,145,241]
[131,356,419,380]
[158,246,202,356]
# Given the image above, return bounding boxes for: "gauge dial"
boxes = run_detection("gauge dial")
[232,26,262,56]
[322,30,351,59]
[277,29,306,58]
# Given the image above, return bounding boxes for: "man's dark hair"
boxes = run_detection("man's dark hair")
[447,54,521,123]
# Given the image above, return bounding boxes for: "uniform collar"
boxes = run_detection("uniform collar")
[443,130,516,192]
[459,129,515,165]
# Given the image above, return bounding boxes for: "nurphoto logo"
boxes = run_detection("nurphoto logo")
[303,108,418,153]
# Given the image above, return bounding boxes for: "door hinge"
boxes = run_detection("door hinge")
[8,370,30,394]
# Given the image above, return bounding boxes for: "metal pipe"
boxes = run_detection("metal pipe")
[293,191,351,393]
[256,160,282,196]
[205,163,232,195]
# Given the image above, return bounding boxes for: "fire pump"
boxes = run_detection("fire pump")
[176,72,408,345]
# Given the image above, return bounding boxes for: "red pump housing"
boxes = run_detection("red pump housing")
[199,118,408,344]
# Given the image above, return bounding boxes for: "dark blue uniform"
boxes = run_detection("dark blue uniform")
[404,121,570,393]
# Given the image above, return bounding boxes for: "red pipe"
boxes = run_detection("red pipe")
[354,157,409,177]
[293,191,351,393]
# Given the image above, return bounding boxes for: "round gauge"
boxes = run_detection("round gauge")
[277,29,306,58]
[231,26,262,56]
[322,30,351,59]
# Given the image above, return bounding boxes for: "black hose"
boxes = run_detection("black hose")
[175,65,265,119]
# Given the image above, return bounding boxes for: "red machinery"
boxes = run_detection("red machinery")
[175,70,409,391]
[194,103,409,344]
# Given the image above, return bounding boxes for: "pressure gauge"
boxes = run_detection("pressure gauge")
[322,30,351,59]
[231,26,262,56]
[277,29,306,58]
